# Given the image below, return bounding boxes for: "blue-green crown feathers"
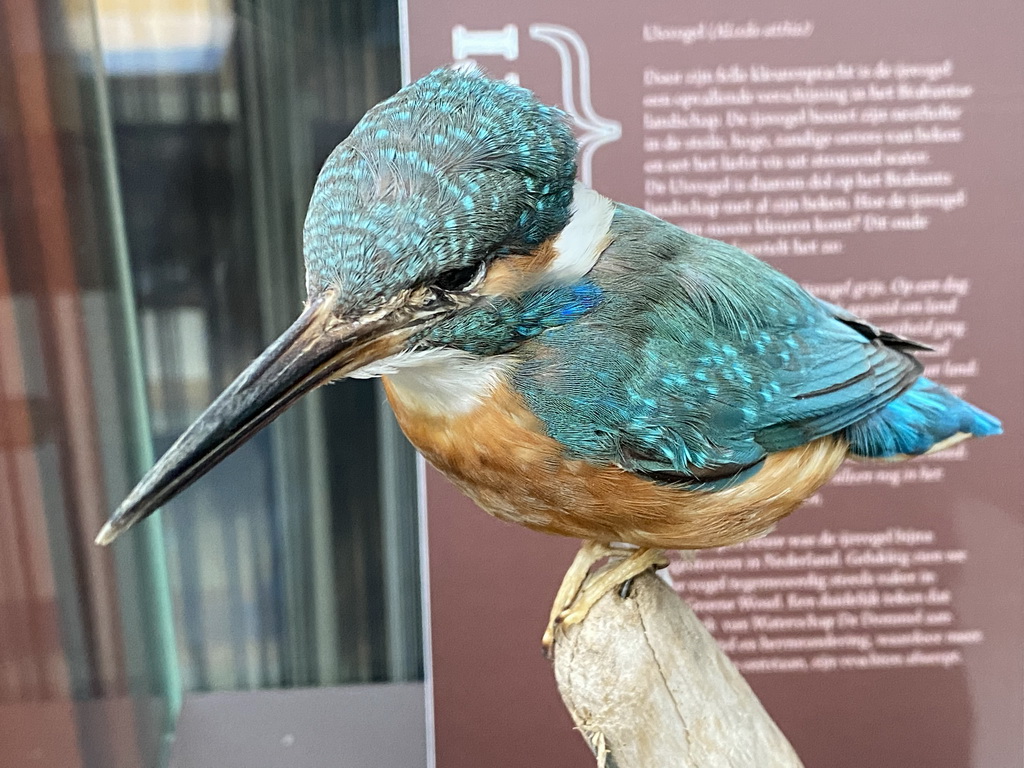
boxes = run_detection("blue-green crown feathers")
[303,67,578,303]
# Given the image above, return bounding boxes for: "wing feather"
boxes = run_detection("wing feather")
[513,203,924,489]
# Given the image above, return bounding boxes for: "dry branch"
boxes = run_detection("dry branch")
[554,571,803,768]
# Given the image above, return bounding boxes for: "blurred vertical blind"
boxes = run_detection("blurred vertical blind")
[91,0,420,689]
[1,1,179,765]
[1,0,418,764]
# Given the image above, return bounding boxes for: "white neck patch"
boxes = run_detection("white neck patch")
[547,183,615,282]
[350,348,511,414]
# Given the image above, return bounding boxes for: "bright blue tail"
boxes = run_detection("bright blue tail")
[845,378,1002,459]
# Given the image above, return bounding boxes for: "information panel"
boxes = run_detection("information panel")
[404,3,1023,766]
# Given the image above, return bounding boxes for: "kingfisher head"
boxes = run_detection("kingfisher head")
[304,66,577,304]
[97,67,598,544]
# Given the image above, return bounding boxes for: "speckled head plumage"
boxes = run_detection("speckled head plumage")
[302,67,578,306]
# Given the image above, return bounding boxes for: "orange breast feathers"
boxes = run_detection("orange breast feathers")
[382,374,849,550]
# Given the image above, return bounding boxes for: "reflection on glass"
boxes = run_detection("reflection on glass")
[1,1,179,765]
[1,0,416,765]
[99,0,417,689]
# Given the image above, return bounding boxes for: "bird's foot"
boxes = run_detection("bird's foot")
[542,543,668,657]
[542,541,615,657]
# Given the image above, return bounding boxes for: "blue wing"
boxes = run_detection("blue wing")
[514,204,926,487]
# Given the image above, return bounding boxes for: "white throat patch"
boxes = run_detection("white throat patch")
[547,183,615,282]
[350,348,510,414]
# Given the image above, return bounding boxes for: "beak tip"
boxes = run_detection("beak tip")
[94,520,120,547]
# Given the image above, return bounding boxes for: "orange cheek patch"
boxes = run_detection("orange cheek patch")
[478,239,559,295]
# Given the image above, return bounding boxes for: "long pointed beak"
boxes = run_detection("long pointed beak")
[96,291,420,545]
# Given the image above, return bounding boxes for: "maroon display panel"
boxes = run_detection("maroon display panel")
[404,3,1023,767]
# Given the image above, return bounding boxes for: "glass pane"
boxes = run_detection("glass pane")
[0,0,179,765]
[92,0,419,692]
[2,0,417,763]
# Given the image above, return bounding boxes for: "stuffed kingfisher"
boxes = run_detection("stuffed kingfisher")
[96,67,1001,650]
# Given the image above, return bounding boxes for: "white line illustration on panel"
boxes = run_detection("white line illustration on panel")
[451,25,519,83]
[452,24,519,60]
[529,24,621,185]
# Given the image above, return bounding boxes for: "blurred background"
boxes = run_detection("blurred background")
[0,0,420,765]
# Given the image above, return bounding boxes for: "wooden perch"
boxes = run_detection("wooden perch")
[553,570,803,768]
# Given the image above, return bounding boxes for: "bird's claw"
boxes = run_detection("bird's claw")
[543,545,668,657]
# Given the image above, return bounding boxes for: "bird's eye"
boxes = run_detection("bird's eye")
[434,263,483,293]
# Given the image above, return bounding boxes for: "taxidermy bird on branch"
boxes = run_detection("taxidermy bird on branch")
[96,66,1000,650]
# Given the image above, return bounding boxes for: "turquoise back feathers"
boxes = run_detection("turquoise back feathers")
[508,203,1001,487]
